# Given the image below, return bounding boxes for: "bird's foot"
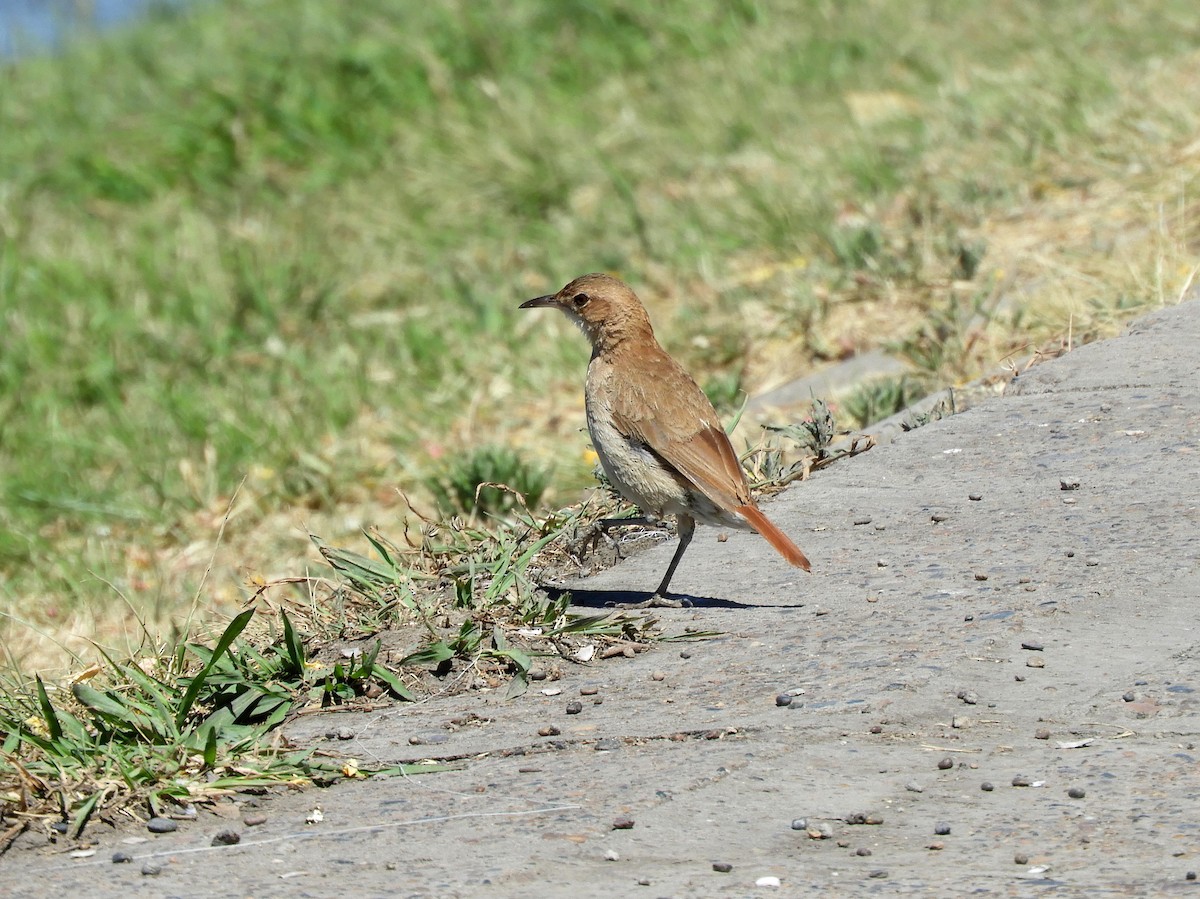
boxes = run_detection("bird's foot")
[574,516,659,561]
[614,593,690,609]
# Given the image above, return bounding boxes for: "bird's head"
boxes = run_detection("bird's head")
[520,273,654,349]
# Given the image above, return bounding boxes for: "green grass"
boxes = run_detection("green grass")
[0,497,662,826]
[1,0,1198,668]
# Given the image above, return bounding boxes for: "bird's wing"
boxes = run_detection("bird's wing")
[608,352,752,513]
[607,348,812,572]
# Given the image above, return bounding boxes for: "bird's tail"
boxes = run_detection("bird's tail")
[736,503,812,571]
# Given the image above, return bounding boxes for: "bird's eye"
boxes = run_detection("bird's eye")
[571,292,590,307]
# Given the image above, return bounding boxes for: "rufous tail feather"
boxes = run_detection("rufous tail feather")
[736,504,812,571]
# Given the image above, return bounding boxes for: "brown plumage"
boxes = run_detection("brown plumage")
[521,273,811,604]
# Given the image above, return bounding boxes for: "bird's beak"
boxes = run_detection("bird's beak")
[519,294,557,310]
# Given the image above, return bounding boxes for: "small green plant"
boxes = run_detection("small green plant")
[428,446,548,518]
[313,501,657,702]
[748,398,875,489]
[891,288,994,380]
[764,398,839,461]
[843,375,929,428]
[902,394,957,431]
[0,608,428,835]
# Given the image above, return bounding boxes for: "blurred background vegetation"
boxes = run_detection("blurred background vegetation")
[1,0,1196,670]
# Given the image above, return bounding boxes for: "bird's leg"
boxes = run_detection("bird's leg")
[617,514,695,609]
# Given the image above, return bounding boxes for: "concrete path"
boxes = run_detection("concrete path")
[4,298,1198,897]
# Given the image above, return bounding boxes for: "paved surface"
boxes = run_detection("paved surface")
[3,298,1198,897]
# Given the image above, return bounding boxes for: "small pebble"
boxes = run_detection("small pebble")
[807,823,833,840]
[905,781,924,793]
[410,734,451,748]
[931,513,949,523]
[968,493,982,501]
[964,614,974,622]
[637,878,650,886]
[959,690,979,705]
[712,862,733,873]
[1060,479,1080,491]
[680,650,692,659]
[981,782,994,792]
[934,824,951,835]
[837,839,849,848]
[855,847,872,857]
[244,813,267,827]
[865,813,884,825]
[1085,558,1099,567]
[336,727,354,740]
[854,517,872,526]
[566,700,583,715]
[1187,871,1196,881]
[775,693,793,707]
[928,841,945,850]
[973,572,988,581]
[1122,692,1136,702]
[612,815,635,830]
[604,849,620,861]
[1014,853,1029,865]
[211,829,240,846]
[141,863,163,876]
[580,686,599,696]
[1068,787,1086,799]
[1012,775,1031,787]
[877,559,889,568]
[1065,550,1075,558]
[937,757,954,770]
[1015,674,1026,682]
[50,822,68,834]
[1134,679,1148,686]
[869,725,883,734]
[790,818,807,831]
[869,869,888,879]
[146,817,177,834]
[528,667,547,681]
[1027,658,1045,669]
[756,876,782,888]
[1034,729,1051,740]
[595,738,621,752]
[1021,640,1044,651]
[538,725,561,737]
[651,671,666,682]
[112,852,133,864]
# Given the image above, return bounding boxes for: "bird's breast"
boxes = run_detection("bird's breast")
[584,367,690,518]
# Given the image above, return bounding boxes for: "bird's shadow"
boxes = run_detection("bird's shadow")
[542,585,799,611]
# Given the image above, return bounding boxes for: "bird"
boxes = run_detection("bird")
[520,272,811,606]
